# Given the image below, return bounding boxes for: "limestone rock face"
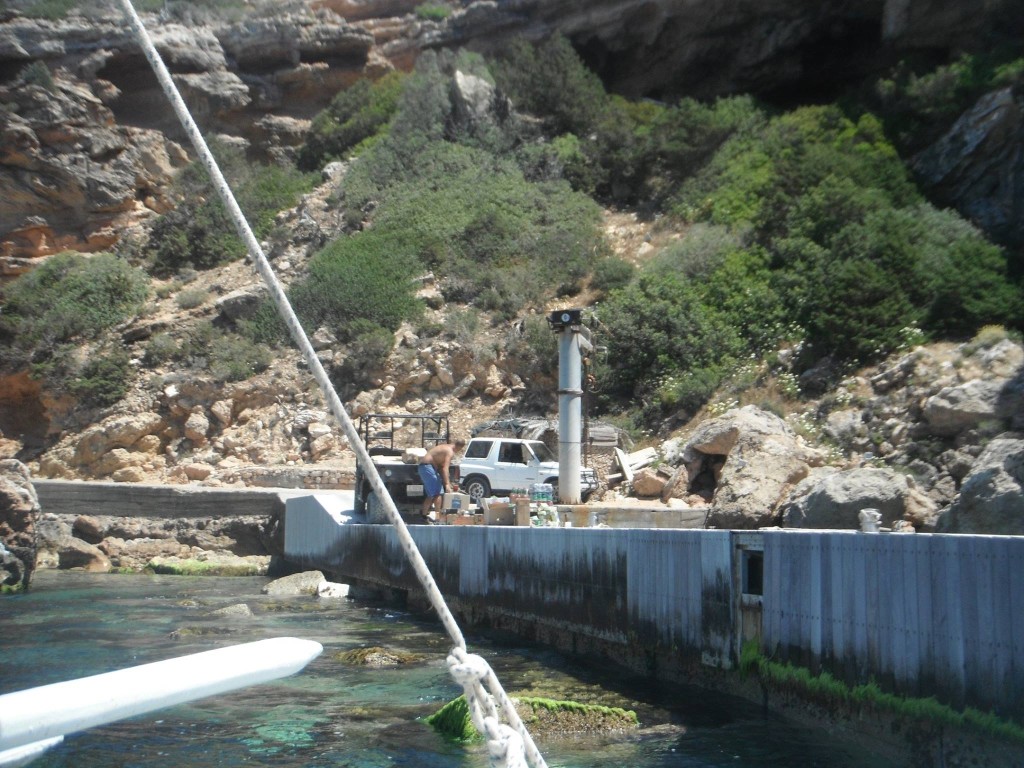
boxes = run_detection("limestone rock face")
[0,71,187,264]
[937,435,1024,533]
[0,459,38,590]
[681,406,825,529]
[913,87,1024,251]
[2,0,1017,259]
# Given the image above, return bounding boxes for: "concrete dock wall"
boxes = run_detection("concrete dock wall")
[763,529,1024,718]
[285,495,1024,721]
[34,479,320,519]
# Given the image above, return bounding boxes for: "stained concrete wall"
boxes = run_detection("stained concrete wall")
[285,494,1024,722]
[285,494,736,667]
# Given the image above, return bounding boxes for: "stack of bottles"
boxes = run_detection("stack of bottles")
[529,483,554,503]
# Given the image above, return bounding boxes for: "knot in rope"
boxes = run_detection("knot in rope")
[446,648,490,687]
[446,648,529,768]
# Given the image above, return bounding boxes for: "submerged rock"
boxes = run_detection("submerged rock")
[262,569,325,595]
[426,694,638,741]
[335,646,424,666]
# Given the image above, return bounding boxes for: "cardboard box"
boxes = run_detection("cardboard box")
[484,502,514,526]
[444,513,481,526]
[442,492,471,512]
[515,499,532,526]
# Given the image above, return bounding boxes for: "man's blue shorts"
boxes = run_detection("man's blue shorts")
[418,463,443,497]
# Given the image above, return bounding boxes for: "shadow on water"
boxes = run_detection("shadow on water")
[2,572,898,768]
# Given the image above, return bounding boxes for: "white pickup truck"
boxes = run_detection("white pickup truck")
[457,437,598,503]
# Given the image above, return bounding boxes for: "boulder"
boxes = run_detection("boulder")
[73,413,167,466]
[0,459,39,590]
[680,406,825,529]
[72,515,104,544]
[317,580,350,598]
[262,569,325,596]
[630,467,665,498]
[782,467,915,530]
[58,537,112,572]
[923,378,1007,436]
[912,87,1024,251]
[937,435,1024,534]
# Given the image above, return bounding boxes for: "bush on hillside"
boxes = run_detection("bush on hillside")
[871,50,1024,153]
[336,55,606,320]
[491,36,607,138]
[329,321,396,397]
[0,251,149,367]
[68,347,133,408]
[666,104,1018,365]
[590,256,635,296]
[596,271,743,419]
[287,230,423,342]
[149,142,317,276]
[0,251,147,407]
[298,71,408,171]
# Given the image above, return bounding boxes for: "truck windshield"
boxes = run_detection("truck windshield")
[528,441,555,462]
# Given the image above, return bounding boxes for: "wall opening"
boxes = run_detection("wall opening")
[741,549,764,596]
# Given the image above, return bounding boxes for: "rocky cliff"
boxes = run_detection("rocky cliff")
[0,0,1021,571]
[2,0,1022,262]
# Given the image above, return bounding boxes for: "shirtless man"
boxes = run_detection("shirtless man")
[418,438,466,521]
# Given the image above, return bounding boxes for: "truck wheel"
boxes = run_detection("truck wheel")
[366,491,387,524]
[462,475,491,503]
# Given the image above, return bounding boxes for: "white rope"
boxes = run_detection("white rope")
[115,3,548,766]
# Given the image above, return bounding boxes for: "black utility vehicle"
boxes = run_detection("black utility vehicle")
[353,413,459,523]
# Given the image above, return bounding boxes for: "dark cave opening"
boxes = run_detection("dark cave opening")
[96,52,184,134]
[759,18,890,109]
[688,452,726,503]
[573,15,895,110]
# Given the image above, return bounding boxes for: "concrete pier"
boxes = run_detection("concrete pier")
[285,493,1024,725]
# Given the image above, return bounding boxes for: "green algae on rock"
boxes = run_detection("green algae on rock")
[426,694,638,741]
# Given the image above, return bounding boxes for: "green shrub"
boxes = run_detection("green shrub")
[175,287,210,309]
[20,0,77,20]
[288,229,423,342]
[19,61,56,91]
[590,256,635,295]
[699,247,786,353]
[648,95,764,184]
[144,332,179,366]
[503,315,559,399]
[596,270,742,421]
[441,307,482,344]
[645,223,745,281]
[329,322,395,396]
[162,321,271,382]
[69,348,133,408]
[208,332,272,382]
[238,301,290,347]
[869,49,1024,152]
[491,35,608,138]
[345,139,603,319]
[148,142,317,276]
[298,71,408,171]
[414,2,450,21]
[0,252,149,369]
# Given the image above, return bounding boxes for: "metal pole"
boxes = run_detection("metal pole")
[556,327,582,504]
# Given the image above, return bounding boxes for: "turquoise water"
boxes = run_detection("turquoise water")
[1,572,896,767]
